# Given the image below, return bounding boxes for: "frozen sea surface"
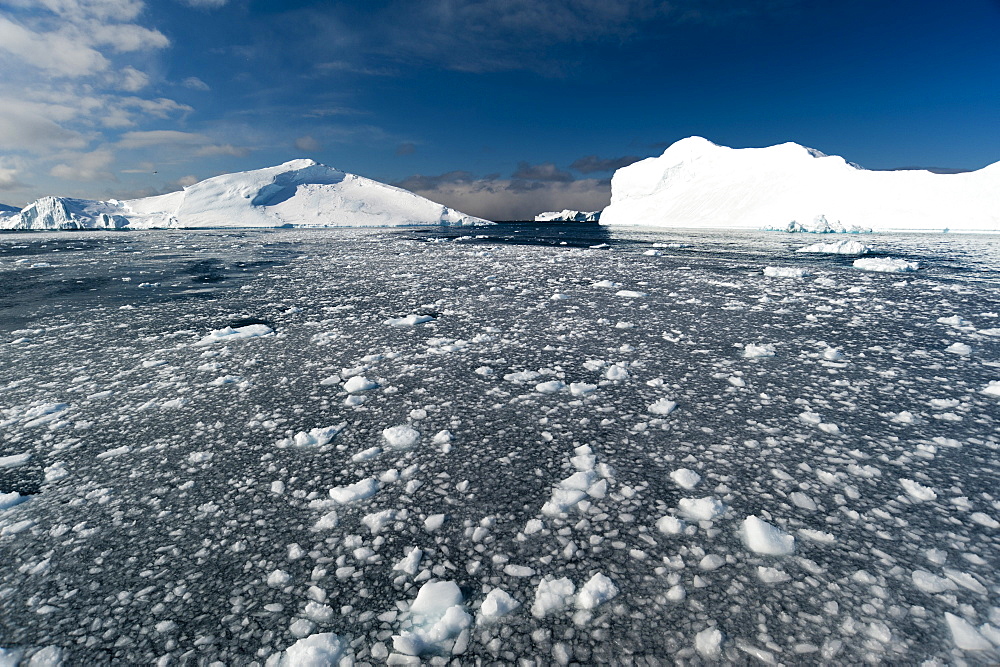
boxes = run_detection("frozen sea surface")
[1,226,999,665]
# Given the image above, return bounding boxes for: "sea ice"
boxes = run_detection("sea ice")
[741,516,795,555]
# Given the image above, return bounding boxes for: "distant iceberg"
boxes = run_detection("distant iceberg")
[535,209,601,222]
[600,137,999,233]
[0,159,491,230]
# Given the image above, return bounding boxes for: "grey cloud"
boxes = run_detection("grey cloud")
[294,135,321,152]
[511,161,574,182]
[395,171,611,220]
[570,154,641,173]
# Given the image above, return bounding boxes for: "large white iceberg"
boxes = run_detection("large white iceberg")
[1,159,491,230]
[535,209,601,222]
[600,137,999,233]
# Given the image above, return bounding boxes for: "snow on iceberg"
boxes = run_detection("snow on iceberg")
[600,136,1000,232]
[796,239,871,255]
[534,209,601,222]
[1,159,491,230]
[853,257,919,273]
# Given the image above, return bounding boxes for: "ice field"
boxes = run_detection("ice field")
[1,225,998,665]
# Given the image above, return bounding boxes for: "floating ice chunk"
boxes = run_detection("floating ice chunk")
[944,613,994,651]
[911,570,957,593]
[424,514,446,531]
[195,324,273,346]
[763,266,810,277]
[670,468,701,489]
[797,529,836,544]
[970,512,1000,528]
[274,632,351,666]
[344,375,378,393]
[0,453,31,468]
[478,588,520,623]
[741,516,795,556]
[853,257,919,273]
[648,398,677,415]
[981,381,1000,398]
[313,511,339,530]
[385,314,434,327]
[277,423,346,449]
[393,547,423,575]
[531,576,576,618]
[899,478,937,502]
[504,370,540,383]
[699,555,725,571]
[382,425,420,449]
[21,402,70,428]
[268,569,292,587]
[938,315,972,327]
[678,497,726,521]
[757,566,791,583]
[946,342,972,356]
[743,343,775,358]
[535,380,567,394]
[796,240,870,255]
[789,492,817,511]
[615,289,647,298]
[393,581,471,656]
[603,364,629,382]
[542,488,588,516]
[96,445,130,460]
[504,564,535,577]
[569,382,597,396]
[363,509,398,534]
[351,446,382,462]
[432,430,453,444]
[0,491,29,511]
[576,573,618,610]
[656,515,685,535]
[695,627,723,658]
[591,280,621,288]
[329,478,379,504]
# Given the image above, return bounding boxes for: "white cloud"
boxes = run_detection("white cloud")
[194,144,250,158]
[182,76,210,91]
[294,135,320,152]
[49,148,116,181]
[0,98,89,152]
[117,130,212,149]
[178,0,229,8]
[0,16,109,76]
[118,66,149,92]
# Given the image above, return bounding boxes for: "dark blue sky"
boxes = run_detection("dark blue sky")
[1,0,998,218]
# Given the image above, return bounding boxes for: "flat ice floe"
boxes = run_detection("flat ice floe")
[853,257,920,272]
[0,227,997,664]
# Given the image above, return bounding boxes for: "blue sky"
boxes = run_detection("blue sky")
[1,0,998,219]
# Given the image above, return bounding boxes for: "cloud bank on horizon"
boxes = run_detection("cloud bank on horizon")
[0,0,998,220]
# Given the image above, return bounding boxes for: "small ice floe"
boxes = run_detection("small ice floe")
[981,380,1000,397]
[763,266,810,277]
[678,497,725,521]
[382,425,421,449]
[944,613,995,652]
[392,581,471,657]
[0,491,30,511]
[0,453,31,468]
[796,239,870,255]
[478,588,520,624]
[271,632,351,666]
[343,375,378,393]
[647,398,677,415]
[741,515,795,556]
[695,627,723,658]
[575,572,619,610]
[670,468,701,489]
[277,424,346,448]
[899,478,937,501]
[328,478,379,504]
[615,289,647,298]
[385,314,434,327]
[194,324,273,346]
[742,343,775,358]
[852,257,919,273]
[535,380,567,394]
[945,342,972,356]
[531,577,576,618]
[591,280,621,288]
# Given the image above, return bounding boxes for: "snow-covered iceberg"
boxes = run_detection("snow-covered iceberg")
[600,137,999,233]
[1,159,491,230]
[535,209,601,222]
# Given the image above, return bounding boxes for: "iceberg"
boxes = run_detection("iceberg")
[534,209,601,222]
[0,159,491,230]
[600,137,999,233]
